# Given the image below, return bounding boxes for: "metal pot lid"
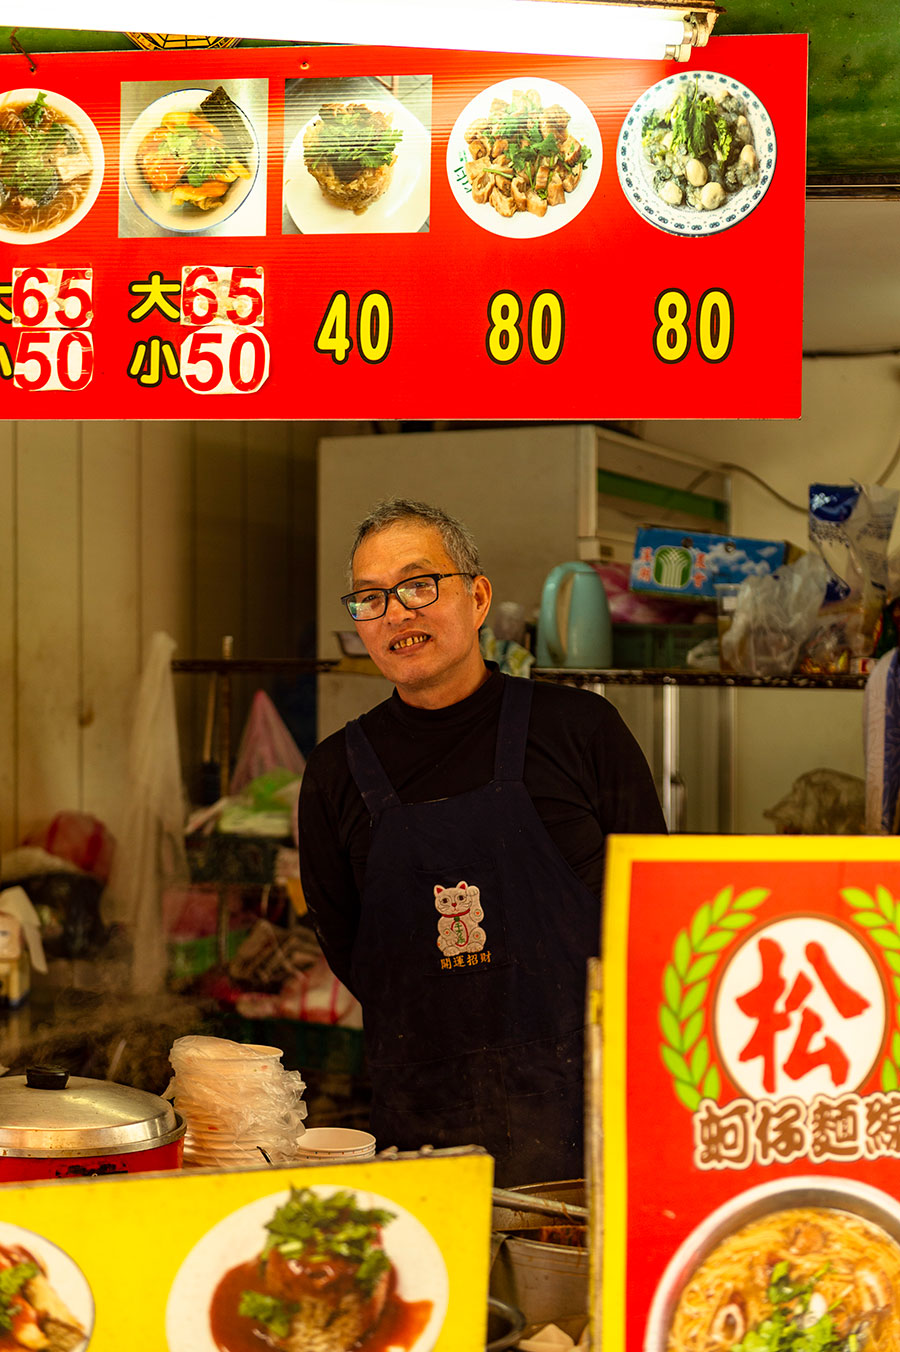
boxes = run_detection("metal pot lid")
[0,1065,178,1153]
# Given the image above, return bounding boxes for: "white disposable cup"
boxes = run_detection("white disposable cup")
[295,1127,376,1159]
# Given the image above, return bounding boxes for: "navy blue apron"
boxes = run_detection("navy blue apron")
[345,675,600,1185]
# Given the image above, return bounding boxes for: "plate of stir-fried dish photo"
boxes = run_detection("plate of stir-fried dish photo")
[0,88,104,245]
[122,85,259,235]
[616,70,776,236]
[446,77,601,239]
[283,94,431,235]
[0,1223,93,1352]
[165,1184,449,1352]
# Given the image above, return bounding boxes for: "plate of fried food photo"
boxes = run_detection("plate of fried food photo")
[0,1224,93,1351]
[446,76,601,239]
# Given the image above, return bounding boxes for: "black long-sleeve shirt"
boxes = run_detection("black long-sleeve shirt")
[298,669,666,991]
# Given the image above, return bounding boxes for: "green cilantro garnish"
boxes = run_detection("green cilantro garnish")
[733,1264,844,1352]
[0,93,78,200]
[482,102,589,195]
[238,1291,298,1339]
[0,1263,38,1333]
[21,91,48,126]
[262,1187,395,1297]
[304,106,402,178]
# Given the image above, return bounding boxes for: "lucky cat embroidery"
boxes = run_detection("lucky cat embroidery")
[434,881,486,956]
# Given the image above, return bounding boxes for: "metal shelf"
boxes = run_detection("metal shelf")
[533,667,868,690]
[533,666,868,832]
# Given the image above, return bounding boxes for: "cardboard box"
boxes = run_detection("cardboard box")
[630,528,796,600]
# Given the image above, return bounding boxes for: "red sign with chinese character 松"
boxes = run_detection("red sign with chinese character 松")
[602,836,900,1352]
[0,36,806,419]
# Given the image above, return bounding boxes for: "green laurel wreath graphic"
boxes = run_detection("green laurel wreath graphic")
[841,885,900,1091]
[659,885,770,1110]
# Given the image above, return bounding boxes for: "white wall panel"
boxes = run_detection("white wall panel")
[16,423,81,832]
[1,418,323,843]
[81,422,141,833]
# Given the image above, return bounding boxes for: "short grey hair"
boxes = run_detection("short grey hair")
[348,498,482,585]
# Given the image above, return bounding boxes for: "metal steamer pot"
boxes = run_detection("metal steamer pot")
[0,1065,185,1181]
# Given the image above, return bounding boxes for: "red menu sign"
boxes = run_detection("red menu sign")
[603,835,900,1352]
[0,36,806,419]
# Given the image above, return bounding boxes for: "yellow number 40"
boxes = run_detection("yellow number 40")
[315,291,393,365]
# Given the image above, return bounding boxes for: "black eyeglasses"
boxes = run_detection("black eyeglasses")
[341,572,475,621]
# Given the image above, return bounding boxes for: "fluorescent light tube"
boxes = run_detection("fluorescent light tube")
[6,0,694,60]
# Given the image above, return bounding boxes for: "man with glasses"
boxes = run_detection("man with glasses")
[298,497,665,1183]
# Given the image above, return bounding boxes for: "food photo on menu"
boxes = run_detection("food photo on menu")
[646,1177,900,1352]
[165,1183,449,1352]
[0,1226,93,1351]
[445,76,602,239]
[118,77,268,238]
[0,87,104,245]
[616,69,777,236]
[282,75,432,235]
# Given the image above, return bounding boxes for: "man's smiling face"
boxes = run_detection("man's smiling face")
[350,519,492,709]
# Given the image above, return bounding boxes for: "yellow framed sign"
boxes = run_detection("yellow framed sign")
[602,834,900,1352]
[0,1151,491,1349]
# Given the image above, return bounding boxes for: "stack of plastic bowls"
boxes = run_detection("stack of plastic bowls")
[165,1035,308,1168]
[295,1127,376,1162]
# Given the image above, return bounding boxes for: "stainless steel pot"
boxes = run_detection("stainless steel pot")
[0,1064,185,1181]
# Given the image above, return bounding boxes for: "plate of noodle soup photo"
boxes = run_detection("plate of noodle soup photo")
[0,88,104,244]
[165,1183,449,1352]
[645,1177,900,1352]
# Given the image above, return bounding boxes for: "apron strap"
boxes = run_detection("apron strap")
[345,719,401,814]
[494,676,534,782]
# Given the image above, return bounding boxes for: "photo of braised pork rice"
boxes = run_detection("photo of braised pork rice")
[302,102,403,214]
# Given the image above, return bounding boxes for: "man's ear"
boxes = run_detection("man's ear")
[472,574,492,627]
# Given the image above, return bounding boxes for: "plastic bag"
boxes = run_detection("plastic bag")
[804,483,899,669]
[23,812,116,883]
[229,691,306,795]
[103,632,189,993]
[764,769,866,835]
[164,1034,307,1165]
[720,552,829,678]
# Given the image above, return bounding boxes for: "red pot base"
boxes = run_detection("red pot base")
[0,1138,184,1182]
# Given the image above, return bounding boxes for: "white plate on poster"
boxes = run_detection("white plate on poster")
[0,88,104,245]
[122,86,259,235]
[446,76,601,239]
[165,1184,449,1352]
[283,96,431,234]
[616,70,776,237]
[0,1222,94,1349]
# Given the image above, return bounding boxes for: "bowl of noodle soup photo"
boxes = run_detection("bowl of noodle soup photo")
[0,88,104,243]
[645,1177,900,1352]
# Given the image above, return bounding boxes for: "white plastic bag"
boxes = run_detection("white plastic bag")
[103,632,189,993]
[720,553,829,678]
[807,482,899,664]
